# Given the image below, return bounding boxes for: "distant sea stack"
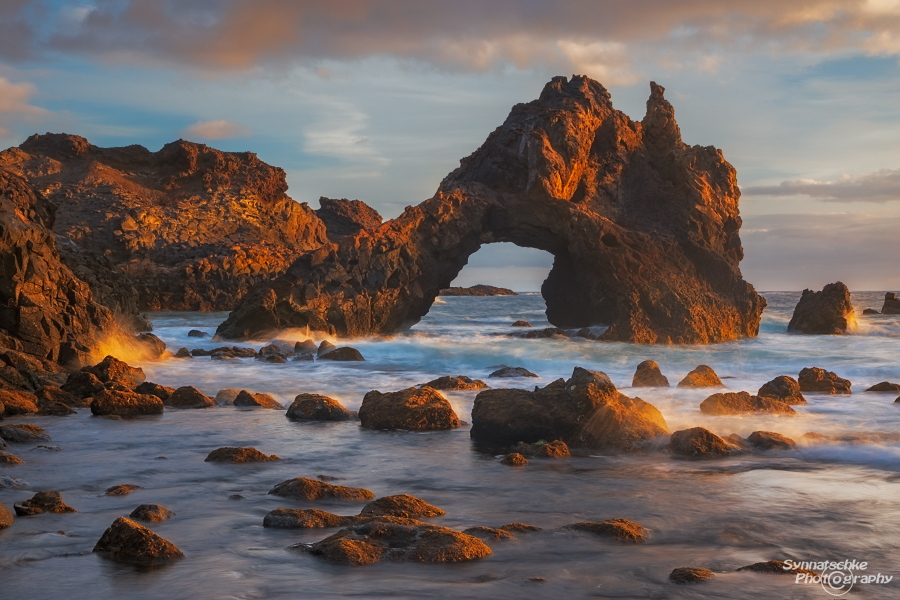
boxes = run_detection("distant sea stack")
[882,293,900,315]
[217,75,764,343]
[440,285,517,297]
[787,282,855,334]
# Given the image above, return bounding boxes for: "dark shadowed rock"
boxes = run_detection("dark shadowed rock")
[632,360,669,387]
[90,390,164,417]
[670,567,715,584]
[316,197,383,242]
[866,382,900,393]
[174,347,192,358]
[188,330,207,338]
[747,431,797,450]
[501,452,528,466]
[84,355,145,387]
[0,424,51,443]
[165,386,215,409]
[440,285,517,297]
[134,381,174,401]
[264,508,354,529]
[757,376,806,404]
[489,366,538,378]
[216,77,764,345]
[268,478,374,502]
[215,389,240,405]
[318,347,364,361]
[0,501,13,528]
[205,446,280,463]
[0,390,38,416]
[798,367,851,394]
[294,339,318,354]
[360,495,445,519]
[359,387,461,431]
[881,292,900,315]
[105,484,143,496]
[316,340,336,357]
[61,371,105,398]
[669,427,731,458]
[529,440,571,458]
[788,282,855,334]
[737,560,816,576]
[36,385,84,408]
[420,376,487,391]
[286,394,356,421]
[566,519,648,542]
[233,390,284,409]
[511,320,532,327]
[677,365,723,388]
[14,491,75,515]
[129,504,175,523]
[93,516,183,563]
[699,392,796,416]
[863,308,880,315]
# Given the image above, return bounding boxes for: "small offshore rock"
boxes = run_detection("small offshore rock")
[165,386,216,409]
[93,516,183,563]
[0,501,13,528]
[264,508,354,529]
[233,390,284,409]
[295,340,318,354]
[463,526,515,541]
[215,389,241,405]
[670,567,715,584]
[863,308,880,315]
[14,491,76,515]
[187,330,208,338]
[677,365,723,388]
[268,477,374,501]
[566,519,648,543]
[319,347,365,361]
[317,340,336,357]
[798,367,851,394]
[882,292,900,315]
[91,390,164,417]
[286,394,356,421]
[205,447,281,463]
[699,392,796,416]
[360,495,445,519]
[105,484,143,496]
[129,504,175,523]
[501,452,528,466]
[533,440,570,458]
[421,376,487,391]
[500,523,542,533]
[757,376,806,404]
[511,320,532,327]
[174,347,192,358]
[489,366,538,378]
[866,382,900,393]
[359,387,461,431]
[0,451,23,464]
[631,360,670,387]
[788,282,855,334]
[747,431,797,450]
[0,424,51,443]
[669,427,731,458]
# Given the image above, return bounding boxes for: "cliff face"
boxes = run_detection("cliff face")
[0,169,120,367]
[217,76,765,344]
[0,135,328,311]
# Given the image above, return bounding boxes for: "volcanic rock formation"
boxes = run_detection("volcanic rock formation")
[216,76,764,344]
[788,282,855,334]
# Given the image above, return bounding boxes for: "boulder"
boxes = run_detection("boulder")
[882,292,900,315]
[533,440,571,458]
[37,401,76,416]
[302,519,491,565]
[286,394,356,421]
[757,376,806,404]
[268,478,374,501]
[84,355,145,387]
[93,516,183,563]
[677,365,723,388]
[36,385,84,408]
[188,330,208,338]
[798,367,851,394]
[747,431,797,450]
[174,347,192,358]
[631,360,669,387]
[787,282,855,334]
[90,390,164,417]
[511,321,532,327]
[61,371,105,398]
[866,382,900,393]
[565,519,648,542]
[0,501,13,529]
[165,386,215,409]
[359,387,461,431]
[105,484,143,496]
[264,508,355,529]
[317,341,336,357]
[318,347,365,361]
[0,390,38,416]
[489,367,538,378]
[135,333,166,358]
[263,354,286,364]
[0,451,23,464]
[14,491,76,515]
[863,308,880,315]
[134,381,174,401]
[471,367,669,451]
[737,560,817,576]
[0,424,51,443]
[294,339,318,354]
[129,504,175,523]
[699,392,796,416]
[420,376,487,391]
[669,427,731,458]
[204,447,280,463]
[462,526,515,541]
[216,77,765,345]
[233,390,284,409]
[501,453,528,466]
[215,389,241,405]
[359,495,445,519]
[670,567,715,584]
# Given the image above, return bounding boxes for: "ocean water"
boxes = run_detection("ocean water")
[1,291,899,599]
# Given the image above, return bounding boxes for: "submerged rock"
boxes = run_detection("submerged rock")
[866,382,900,393]
[533,440,570,458]
[105,484,143,496]
[489,366,538,378]
[14,491,76,515]
[881,292,900,315]
[286,394,356,421]
[566,519,648,542]
[631,360,669,387]
[93,516,183,563]
[501,452,528,466]
[462,526,515,541]
[0,451,23,464]
[699,392,796,416]
[233,390,284,409]
[165,386,216,409]
[264,508,354,529]
[268,478,374,502]
[670,567,715,584]
[757,376,806,404]
[359,387,461,431]
[205,447,280,463]
[318,347,365,361]
[737,560,816,576]
[359,495,445,519]
[511,321,532,327]
[747,431,797,450]
[0,424,51,443]
[798,367,851,394]
[669,427,731,458]
[420,376,487,391]
[788,282,855,334]
[677,365,723,388]
[90,390,164,417]
[129,504,175,523]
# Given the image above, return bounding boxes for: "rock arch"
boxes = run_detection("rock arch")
[217,76,765,344]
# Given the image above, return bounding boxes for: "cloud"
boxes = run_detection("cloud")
[0,76,47,116]
[743,169,900,202]
[181,119,252,139]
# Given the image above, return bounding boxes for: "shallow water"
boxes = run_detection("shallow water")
[2,292,900,599]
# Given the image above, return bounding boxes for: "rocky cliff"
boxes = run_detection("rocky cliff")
[217,76,765,344]
[0,135,329,311]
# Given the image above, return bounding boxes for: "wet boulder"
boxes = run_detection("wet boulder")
[286,394,356,421]
[881,292,900,315]
[165,386,216,409]
[105,484,143,496]
[264,508,355,529]
[677,365,723,388]
[489,366,538,378]
[863,308,880,315]
[360,495,445,519]
[0,451,23,464]
[205,447,281,463]
[129,504,175,523]
[268,478,374,501]
[295,339,318,354]
[462,526,515,541]
[61,371,105,399]
[511,320,532,327]
[631,360,670,387]
[317,341,336,357]
[533,439,570,458]
[84,356,145,387]
[14,491,76,515]
[670,567,715,584]
[0,501,13,529]
[90,390,164,417]
[36,385,85,408]
[669,427,731,458]
[188,329,207,338]
[565,519,648,542]
[135,333,166,358]
[0,424,51,443]
[866,382,900,393]
[93,516,183,563]
[420,376,487,391]
[787,282,855,334]
[359,387,461,431]
[501,452,527,466]
[319,347,365,361]
[0,390,38,416]
[174,347,192,358]
[215,389,241,405]
[134,381,174,401]
[798,367,851,394]
[699,392,796,416]
[736,560,817,576]
[233,390,284,409]
[757,376,806,404]
[747,431,797,450]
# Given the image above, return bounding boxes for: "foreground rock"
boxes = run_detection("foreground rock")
[93,517,183,563]
[471,367,668,451]
[91,390,164,417]
[699,392,796,416]
[359,387,461,431]
[0,424,51,443]
[788,282,855,334]
[302,519,491,565]
[233,390,284,409]
[14,491,76,515]
[421,376,486,391]
[165,386,215,409]
[757,376,806,404]
[268,478,374,501]
[677,365,723,388]
[286,394,357,421]
[205,447,281,463]
[0,390,38,416]
[439,285,517,297]
[798,367,852,394]
[747,431,797,450]
[0,451,23,464]
[84,356,145,387]
[216,77,765,344]
[632,360,669,387]
[129,504,175,523]
[360,495,445,519]
[566,519,648,542]
[0,501,13,529]
[881,292,900,315]
[669,427,731,458]
[670,567,715,584]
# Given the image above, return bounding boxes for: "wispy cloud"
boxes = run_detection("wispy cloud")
[182,119,251,140]
[743,169,900,202]
[0,76,47,116]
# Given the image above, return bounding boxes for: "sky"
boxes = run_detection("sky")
[1,1,899,292]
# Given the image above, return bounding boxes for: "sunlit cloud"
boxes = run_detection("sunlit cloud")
[182,119,252,140]
[0,76,47,116]
[743,169,900,202]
